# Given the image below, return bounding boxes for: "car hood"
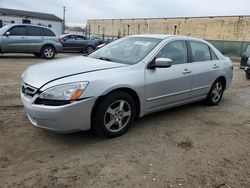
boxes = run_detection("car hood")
[22,56,127,88]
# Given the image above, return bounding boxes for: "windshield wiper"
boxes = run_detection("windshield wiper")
[98,57,112,62]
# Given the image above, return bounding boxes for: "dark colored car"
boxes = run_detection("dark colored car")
[240,44,250,79]
[0,24,62,59]
[60,34,96,54]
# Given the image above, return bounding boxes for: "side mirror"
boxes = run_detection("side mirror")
[5,32,10,36]
[148,58,172,69]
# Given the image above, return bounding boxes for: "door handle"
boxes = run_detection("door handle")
[213,64,220,69]
[21,37,25,39]
[182,69,192,74]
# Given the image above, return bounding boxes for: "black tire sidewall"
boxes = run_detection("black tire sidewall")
[86,46,94,54]
[246,72,250,79]
[205,80,224,105]
[93,91,136,138]
[42,46,55,59]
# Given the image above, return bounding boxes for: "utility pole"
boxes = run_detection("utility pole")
[63,6,66,34]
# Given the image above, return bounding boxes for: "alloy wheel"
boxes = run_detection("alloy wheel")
[211,82,223,103]
[104,100,131,133]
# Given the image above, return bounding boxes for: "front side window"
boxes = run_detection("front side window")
[8,26,26,36]
[27,26,45,36]
[190,41,211,62]
[89,37,161,64]
[156,40,188,65]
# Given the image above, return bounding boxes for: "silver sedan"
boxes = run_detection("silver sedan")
[21,35,233,137]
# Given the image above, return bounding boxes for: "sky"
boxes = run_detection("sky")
[1,0,250,27]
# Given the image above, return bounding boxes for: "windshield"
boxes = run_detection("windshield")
[89,37,161,64]
[0,25,11,35]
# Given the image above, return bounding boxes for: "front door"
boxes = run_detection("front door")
[145,40,193,112]
[2,25,28,52]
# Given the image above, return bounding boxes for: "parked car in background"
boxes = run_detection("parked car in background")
[60,34,96,54]
[90,36,103,46]
[0,24,62,59]
[240,44,250,79]
[21,35,233,137]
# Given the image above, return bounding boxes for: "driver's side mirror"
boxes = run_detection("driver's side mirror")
[148,58,172,69]
[5,32,10,36]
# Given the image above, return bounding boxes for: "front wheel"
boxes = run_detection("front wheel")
[41,46,55,59]
[93,91,136,138]
[246,72,250,79]
[205,79,225,105]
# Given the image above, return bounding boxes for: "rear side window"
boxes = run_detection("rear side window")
[210,49,218,60]
[190,41,211,62]
[43,28,56,36]
[8,26,27,36]
[27,26,45,36]
[156,40,188,65]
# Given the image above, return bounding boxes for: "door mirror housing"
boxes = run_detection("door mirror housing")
[148,58,172,69]
[5,32,10,36]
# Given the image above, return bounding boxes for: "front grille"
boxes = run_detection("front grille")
[22,82,38,97]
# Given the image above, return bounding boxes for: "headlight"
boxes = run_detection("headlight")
[39,82,88,101]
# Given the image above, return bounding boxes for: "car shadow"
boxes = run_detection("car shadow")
[39,101,205,147]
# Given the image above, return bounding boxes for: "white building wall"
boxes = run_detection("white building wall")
[0,15,62,36]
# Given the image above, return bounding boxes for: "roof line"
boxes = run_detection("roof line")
[0,7,62,22]
[88,15,250,21]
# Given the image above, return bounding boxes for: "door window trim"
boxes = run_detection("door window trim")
[5,25,27,36]
[187,40,218,62]
[147,39,191,69]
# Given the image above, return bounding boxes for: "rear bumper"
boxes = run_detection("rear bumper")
[54,45,63,53]
[21,92,96,133]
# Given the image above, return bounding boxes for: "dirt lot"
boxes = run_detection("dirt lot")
[0,54,249,188]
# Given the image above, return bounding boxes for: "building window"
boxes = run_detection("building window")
[22,19,31,24]
[48,24,52,28]
[11,20,15,24]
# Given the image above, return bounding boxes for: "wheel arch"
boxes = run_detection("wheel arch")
[91,87,141,126]
[214,76,226,90]
[40,44,56,53]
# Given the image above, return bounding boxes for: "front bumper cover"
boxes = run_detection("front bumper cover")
[21,92,96,133]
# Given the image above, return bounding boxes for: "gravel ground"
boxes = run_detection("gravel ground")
[0,53,249,188]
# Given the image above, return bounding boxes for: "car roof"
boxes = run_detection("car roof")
[128,34,173,39]
[128,34,208,42]
[5,24,52,30]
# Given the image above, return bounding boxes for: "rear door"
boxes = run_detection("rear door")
[188,40,219,98]
[26,26,46,52]
[2,25,28,52]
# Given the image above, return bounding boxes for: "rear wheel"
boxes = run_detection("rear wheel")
[93,91,136,138]
[205,79,225,105]
[246,72,250,79]
[86,46,94,54]
[41,46,55,59]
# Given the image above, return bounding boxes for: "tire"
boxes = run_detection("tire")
[33,53,41,57]
[93,91,136,138]
[205,79,225,105]
[41,46,55,59]
[86,46,94,54]
[246,72,250,79]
